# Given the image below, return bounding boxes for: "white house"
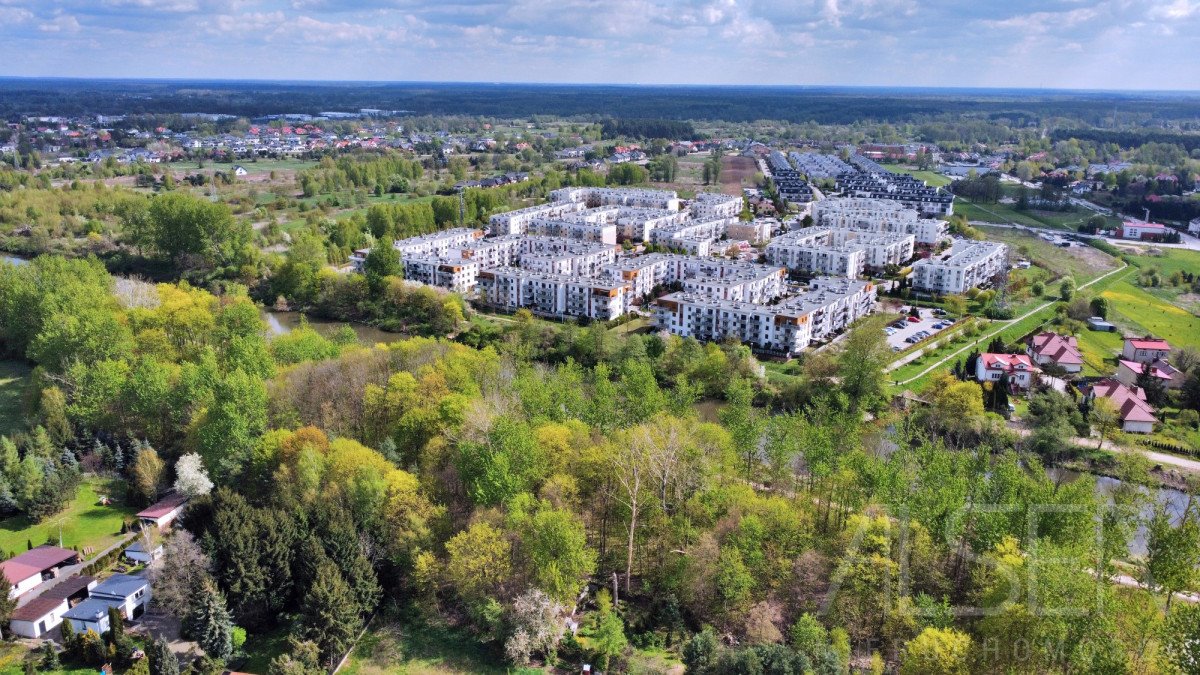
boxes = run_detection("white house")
[136,492,189,530]
[1189,217,1200,235]
[0,546,80,599]
[63,574,151,633]
[8,575,96,639]
[1027,332,1084,374]
[1122,337,1171,364]
[232,165,248,176]
[1118,220,1169,240]
[1116,359,1183,390]
[975,353,1039,390]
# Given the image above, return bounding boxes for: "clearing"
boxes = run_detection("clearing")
[978,226,1119,284]
[0,359,30,438]
[0,477,139,558]
[720,155,758,196]
[342,608,517,675]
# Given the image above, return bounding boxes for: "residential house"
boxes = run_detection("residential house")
[974,353,1039,390]
[124,541,164,564]
[1122,337,1171,364]
[136,492,189,530]
[1027,332,1083,374]
[1116,359,1183,390]
[8,576,96,639]
[64,574,151,632]
[1090,379,1158,434]
[0,546,80,599]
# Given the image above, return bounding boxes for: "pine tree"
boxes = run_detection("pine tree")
[148,636,179,675]
[300,561,362,668]
[185,580,234,663]
[108,605,124,644]
[60,615,76,654]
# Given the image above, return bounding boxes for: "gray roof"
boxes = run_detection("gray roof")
[91,573,148,600]
[63,597,120,623]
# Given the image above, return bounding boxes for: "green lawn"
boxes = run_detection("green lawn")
[0,477,139,558]
[1101,280,1200,349]
[1074,328,1125,377]
[978,226,1119,284]
[342,607,519,675]
[0,359,30,438]
[957,200,1089,231]
[880,164,952,188]
[239,625,293,674]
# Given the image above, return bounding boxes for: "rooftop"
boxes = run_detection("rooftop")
[0,546,78,585]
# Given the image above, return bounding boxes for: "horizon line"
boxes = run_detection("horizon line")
[1,75,1199,96]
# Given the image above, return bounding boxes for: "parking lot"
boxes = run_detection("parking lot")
[884,307,957,351]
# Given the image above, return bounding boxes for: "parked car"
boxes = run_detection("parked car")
[906,316,921,323]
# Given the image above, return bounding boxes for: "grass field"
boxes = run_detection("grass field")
[342,609,519,675]
[1101,280,1200,349]
[957,200,1093,230]
[0,477,139,558]
[978,226,1119,284]
[239,625,293,674]
[880,164,953,188]
[0,360,30,438]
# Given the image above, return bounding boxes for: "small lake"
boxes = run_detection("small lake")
[261,310,406,346]
[1048,467,1191,557]
[1,254,30,266]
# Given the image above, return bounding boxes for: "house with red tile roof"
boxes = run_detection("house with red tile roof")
[974,353,1039,390]
[1027,332,1083,374]
[1122,336,1171,364]
[1090,379,1158,434]
[0,546,80,599]
[1116,358,1183,390]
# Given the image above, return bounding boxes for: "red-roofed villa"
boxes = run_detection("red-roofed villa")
[1090,379,1158,434]
[1027,332,1083,374]
[974,353,1039,390]
[1123,336,1171,364]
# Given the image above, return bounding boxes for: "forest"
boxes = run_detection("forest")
[3,252,1200,674]
[4,79,1200,125]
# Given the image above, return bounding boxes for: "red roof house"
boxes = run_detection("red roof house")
[136,492,189,530]
[975,353,1039,390]
[1091,379,1157,433]
[1028,333,1083,373]
[0,546,80,598]
[1122,337,1171,364]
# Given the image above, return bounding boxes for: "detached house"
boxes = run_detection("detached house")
[0,546,80,599]
[136,492,189,530]
[1027,332,1083,374]
[1090,379,1158,434]
[8,575,96,639]
[63,574,151,633]
[1122,337,1171,364]
[975,353,1039,390]
[1116,359,1183,390]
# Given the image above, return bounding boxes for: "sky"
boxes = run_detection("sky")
[2,0,1199,90]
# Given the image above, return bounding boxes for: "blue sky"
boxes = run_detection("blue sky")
[2,0,1199,89]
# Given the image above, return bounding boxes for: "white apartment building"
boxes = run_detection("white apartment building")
[652,277,876,355]
[727,220,773,244]
[550,187,682,211]
[402,256,481,294]
[827,229,916,269]
[489,201,585,235]
[813,198,947,245]
[394,228,484,257]
[603,254,785,303]
[476,267,629,321]
[614,208,689,241]
[526,217,619,245]
[910,240,1008,294]
[690,192,744,220]
[765,227,912,278]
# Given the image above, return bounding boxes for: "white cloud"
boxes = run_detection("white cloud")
[38,14,82,33]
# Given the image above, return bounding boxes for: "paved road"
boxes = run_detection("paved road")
[887,261,1130,384]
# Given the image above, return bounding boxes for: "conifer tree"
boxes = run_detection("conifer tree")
[148,636,179,675]
[184,580,234,662]
[300,561,361,668]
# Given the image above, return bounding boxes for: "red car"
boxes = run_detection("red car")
[906,316,921,323]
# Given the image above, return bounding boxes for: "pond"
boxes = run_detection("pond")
[1,254,30,266]
[1048,466,1192,557]
[261,310,407,346]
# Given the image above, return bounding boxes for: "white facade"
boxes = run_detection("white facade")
[550,187,682,211]
[690,192,744,220]
[394,228,484,257]
[488,202,584,235]
[477,268,629,321]
[652,277,877,355]
[910,240,1008,294]
[10,599,69,639]
[813,198,947,245]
